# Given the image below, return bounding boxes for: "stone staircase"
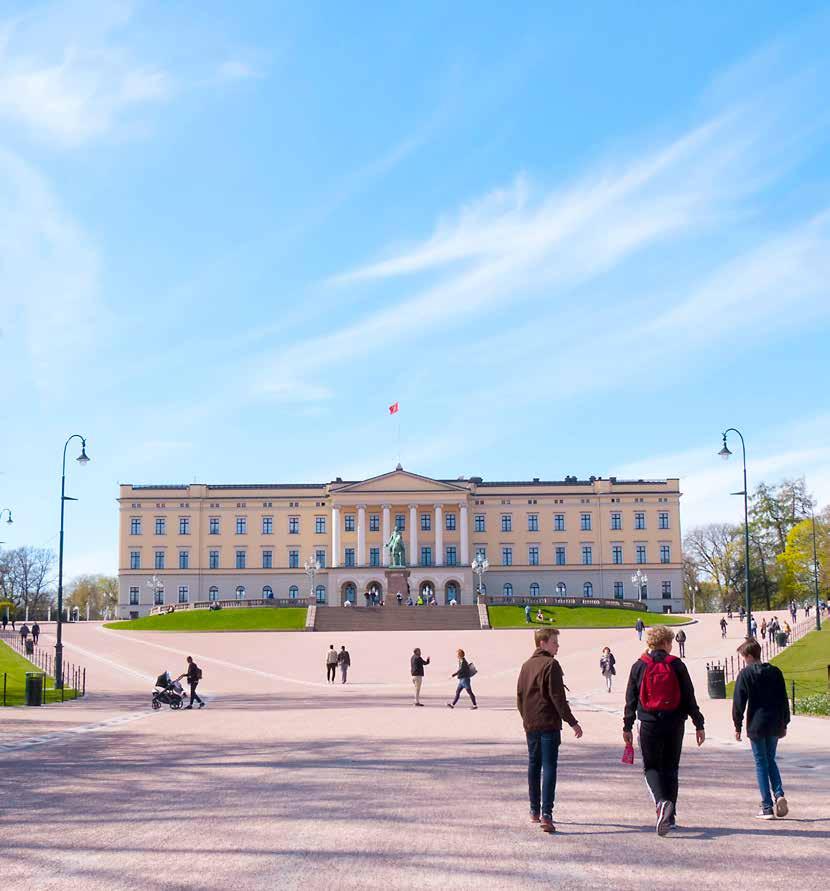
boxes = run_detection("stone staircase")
[313,605,484,632]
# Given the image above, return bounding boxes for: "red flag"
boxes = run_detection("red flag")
[389,402,399,415]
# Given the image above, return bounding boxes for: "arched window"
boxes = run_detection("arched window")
[235,585,245,600]
[530,583,540,598]
[556,582,566,595]
[445,581,459,604]
[208,586,219,602]
[583,582,593,598]
[315,585,326,604]
[288,585,299,599]
[503,583,513,598]
[262,585,273,599]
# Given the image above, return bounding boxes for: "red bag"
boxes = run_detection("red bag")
[621,744,635,765]
[639,653,681,712]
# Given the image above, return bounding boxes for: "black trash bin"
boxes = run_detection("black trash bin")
[775,631,788,647]
[707,666,726,699]
[25,637,34,655]
[25,672,44,706]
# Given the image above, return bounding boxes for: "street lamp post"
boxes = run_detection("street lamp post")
[631,569,648,604]
[471,555,489,600]
[0,510,12,627]
[811,511,822,632]
[719,428,752,639]
[304,558,321,602]
[145,574,164,614]
[56,435,90,688]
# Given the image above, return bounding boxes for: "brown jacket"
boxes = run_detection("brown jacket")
[516,648,578,732]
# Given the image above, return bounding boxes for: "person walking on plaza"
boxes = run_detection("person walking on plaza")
[1,613,6,631]
[750,616,758,638]
[31,622,40,645]
[720,617,728,638]
[635,617,645,641]
[447,648,477,709]
[675,628,687,658]
[337,645,351,684]
[623,625,705,836]
[410,647,430,706]
[732,638,790,820]
[325,645,338,683]
[760,617,767,640]
[600,647,616,692]
[517,627,583,833]
[19,623,30,645]
[175,656,204,709]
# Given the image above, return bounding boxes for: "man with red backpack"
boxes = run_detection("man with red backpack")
[623,625,705,836]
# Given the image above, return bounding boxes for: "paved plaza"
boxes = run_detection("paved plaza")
[1,613,828,890]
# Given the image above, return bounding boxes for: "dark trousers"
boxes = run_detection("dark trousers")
[451,678,476,705]
[526,730,561,817]
[326,664,336,682]
[639,719,684,807]
[189,682,203,706]
[678,641,685,657]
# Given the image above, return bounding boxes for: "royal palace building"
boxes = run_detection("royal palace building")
[117,467,683,618]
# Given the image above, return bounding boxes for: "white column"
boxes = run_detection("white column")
[382,505,391,566]
[332,506,340,568]
[409,504,418,567]
[357,505,366,567]
[460,503,469,564]
[435,504,443,566]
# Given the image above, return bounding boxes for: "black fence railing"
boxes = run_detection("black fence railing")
[0,630,86,705]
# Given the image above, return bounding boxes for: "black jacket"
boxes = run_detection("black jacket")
[623,650,704,732]
[452,657,472,680]
[411,654,430,676]
[186,662,200,684]
[732,662,790,740]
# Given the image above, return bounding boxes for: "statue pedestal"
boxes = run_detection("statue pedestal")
[385,569,411,601]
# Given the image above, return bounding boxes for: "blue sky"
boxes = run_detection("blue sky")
[2,1,830,578]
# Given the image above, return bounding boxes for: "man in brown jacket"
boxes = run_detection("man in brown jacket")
[517,627,583,833]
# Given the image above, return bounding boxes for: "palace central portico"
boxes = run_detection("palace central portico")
[118,467,683,617]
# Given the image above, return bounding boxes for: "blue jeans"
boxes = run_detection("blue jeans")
[526,730,561,818]
[451,677,476,706]
[750,736,784,809]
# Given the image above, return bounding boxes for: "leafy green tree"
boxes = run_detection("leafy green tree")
[776,510,829,605]
[67,575,119,618]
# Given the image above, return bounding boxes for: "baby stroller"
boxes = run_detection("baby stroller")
[152,671,186,710]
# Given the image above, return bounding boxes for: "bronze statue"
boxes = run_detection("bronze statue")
[385,527,406,567]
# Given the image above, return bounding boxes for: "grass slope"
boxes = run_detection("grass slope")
[105,607,307,632]
[489,605,689,629]
[0,641,76,706]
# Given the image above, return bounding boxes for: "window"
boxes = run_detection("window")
[209,550,219,569]
[179,551,189,570]
[474,514,485,532]
[530,582,540,598]
[612,545,623,565]
[501,514,512,532]
[209,517,220,535]
[130,551,140,570]
[528,546,539,566]
[155,517,166,535]
[614,582,624,600]
[178,586,188,604]
[130,517,141,535]
[421,546,433,566]
[315,516,326,534]
[659,511,670,530]
[262,516,273,535]
[288,585,299,600]
[583,582,593,598]
[611,512,621,530]
[179,517,190,535]
[235,585,245,601]
[262,550,273,569]
[154,588,164,605]
[445,513,456,531]
[580,513,592,531]
[155,551,165,570]
[555,546,566,565]
[502,547,513,566]
[527,514,539,532]
[208,587,219,602]
[369,513,380,532]
[315,549,326,568]
[636,545,647,564]
[420,513,431,532]
[289,549,300,569]
[344,548,355,567]
[445,545,457,566]
[289,516,300,534]
[316,585,327,604]
[582,545,592,565]
[395,514,405,531]
[475,546,487,561]
[503,583,513,598]
[236,517,247,534]
[556,582,566,595]
[660,545,671,564]
[554,514,565,532]
[369,547,380,567]
[263,585,273,599]
[129,586,139,605]
[635,512,645,530]
[344,514,355,532]
[662,581,672,599]
[236,551,247,569]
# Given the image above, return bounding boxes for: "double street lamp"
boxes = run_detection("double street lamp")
[304,558,321,602]
[719,428,752,639]
[56,435,90,688]
[471,555,489,599]
[631,568,648,602]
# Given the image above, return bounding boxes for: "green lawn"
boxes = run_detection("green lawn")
[105,606,308,632]
[489,605,690,629]
[0,641,77,706]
